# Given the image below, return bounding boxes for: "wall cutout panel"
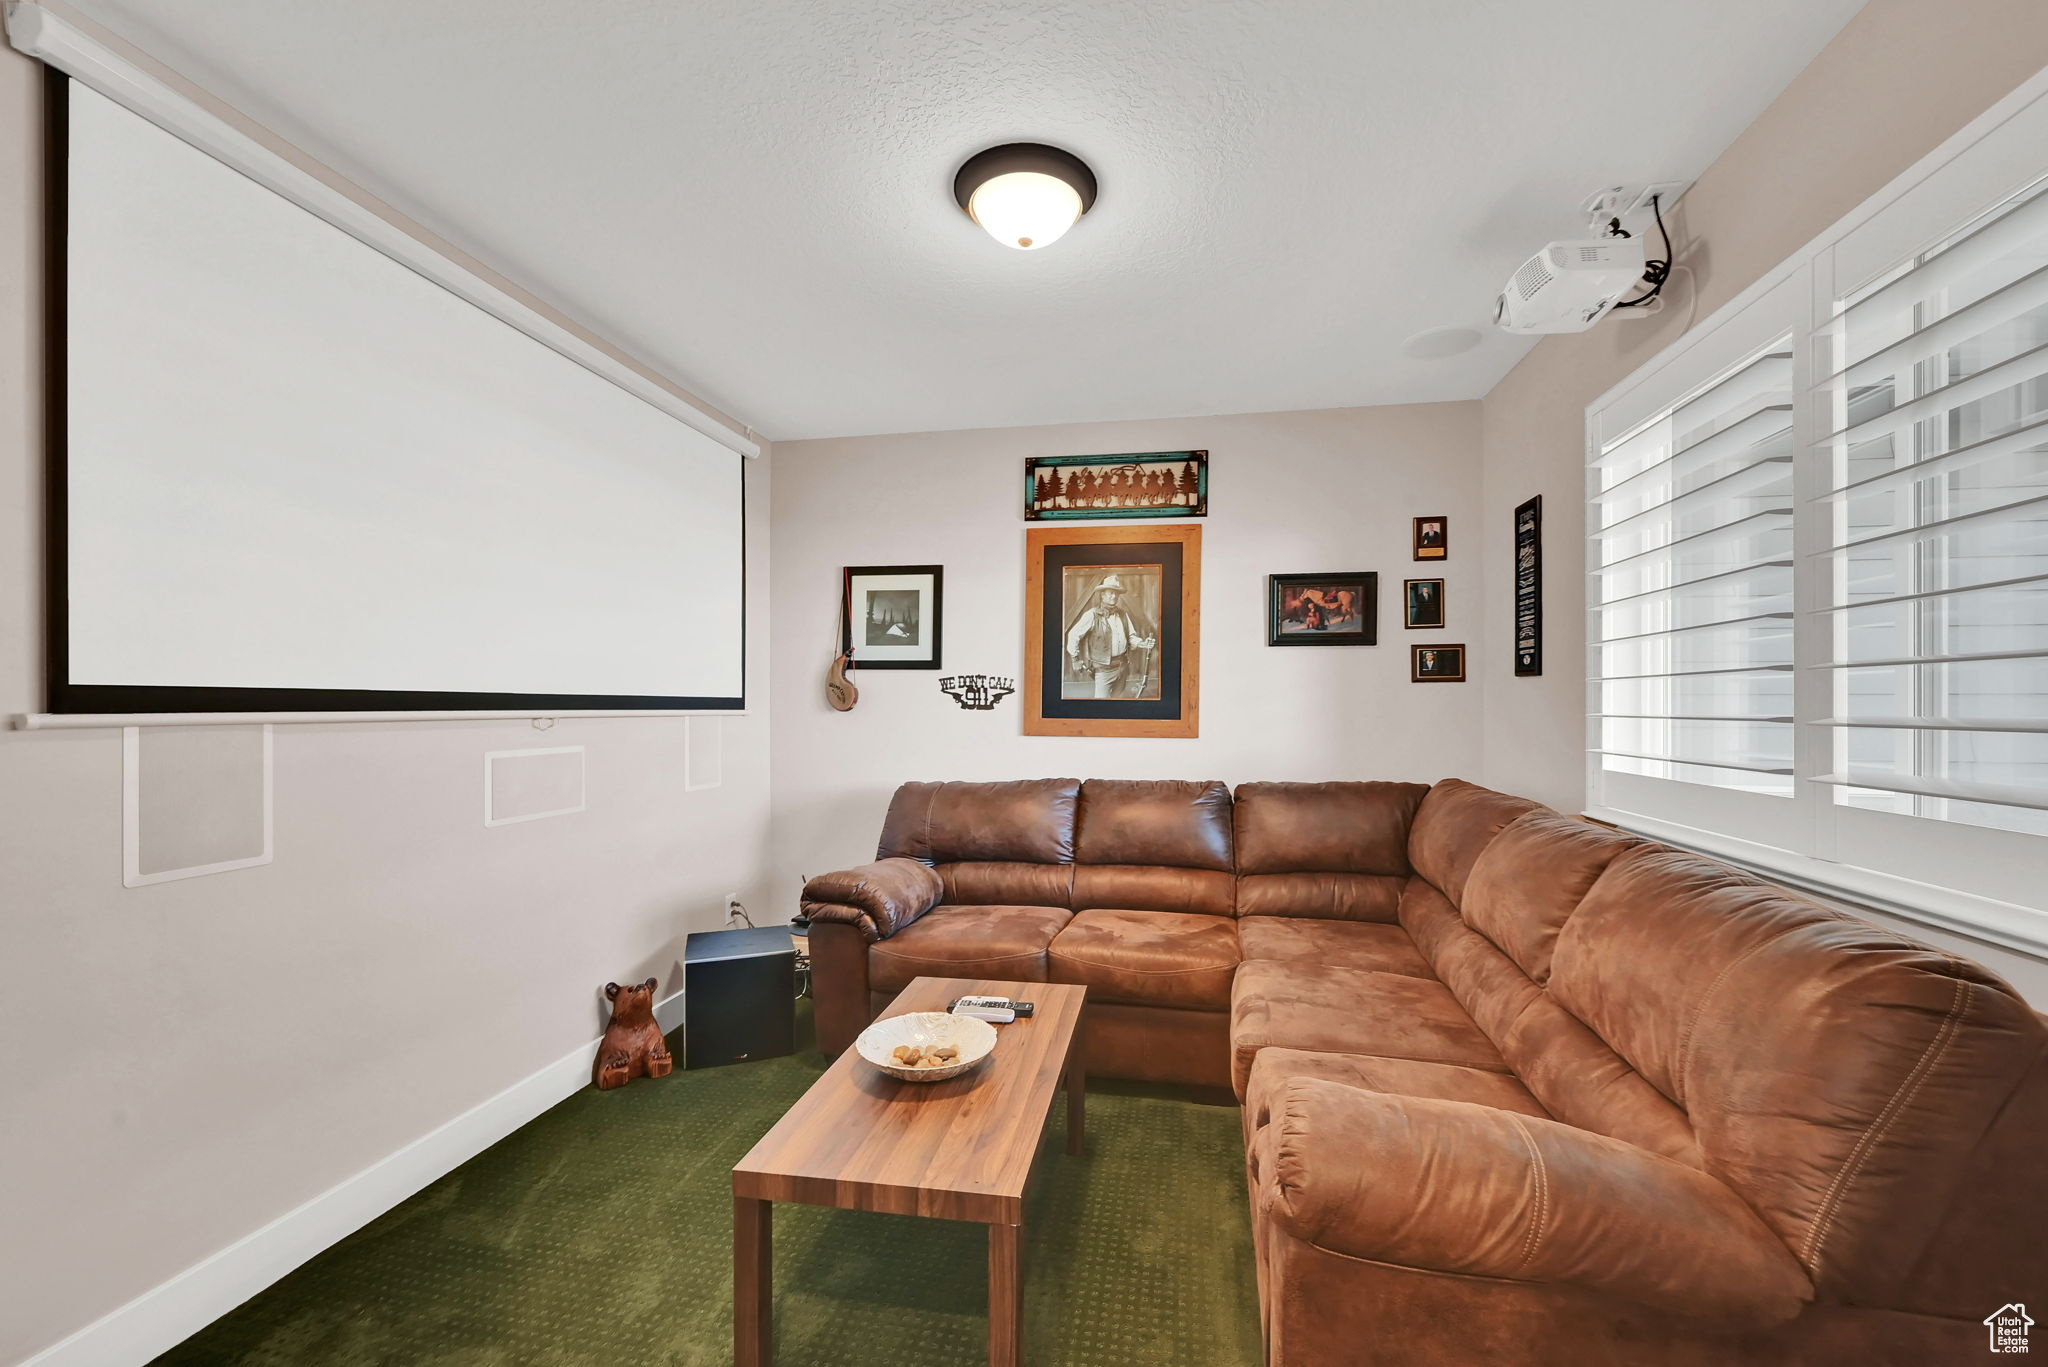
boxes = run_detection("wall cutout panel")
[124,724,273,886]
[686,717,722,791]
[485,747,587,826]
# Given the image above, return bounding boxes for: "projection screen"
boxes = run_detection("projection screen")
[55,80,746,714]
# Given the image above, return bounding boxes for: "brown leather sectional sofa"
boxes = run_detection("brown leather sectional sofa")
[801,777,2048,1365]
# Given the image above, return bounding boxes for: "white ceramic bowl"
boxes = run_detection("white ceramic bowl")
[854,1011,998,1083]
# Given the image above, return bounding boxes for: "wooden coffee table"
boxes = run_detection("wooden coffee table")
[732,976,1087,1367]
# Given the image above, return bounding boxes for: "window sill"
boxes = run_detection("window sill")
[1583,804,2048,962]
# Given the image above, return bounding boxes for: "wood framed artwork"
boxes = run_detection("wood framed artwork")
[1412,515,1448,560]
[1403,578,1445,629]
[1411,643,1466,682]
[1025,524,1200,737]
[1267,573,1377,646]
[1514,495,1543,676]
[1024,451,1208,521]
[841,565,943,670]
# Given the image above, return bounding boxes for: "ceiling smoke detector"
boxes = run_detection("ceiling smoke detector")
[953,143,1098,251]
[1401,327,1483,360]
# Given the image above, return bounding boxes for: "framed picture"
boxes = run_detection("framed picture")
[841,565,942,670]
[1403,578,1445,629]
[1024,451,1208,521]
[1411,643,1466,682]
[1025,524,1200,737]
[1412,515,1448,561]
[1267,573,1377,646]
[1514,495,1543,676]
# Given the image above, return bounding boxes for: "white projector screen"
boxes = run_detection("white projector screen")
[56,81,746,714]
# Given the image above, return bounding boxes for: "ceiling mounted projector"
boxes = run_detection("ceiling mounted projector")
[1494,238,1646,334]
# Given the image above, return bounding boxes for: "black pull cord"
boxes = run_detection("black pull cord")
[1613,194,1673,308]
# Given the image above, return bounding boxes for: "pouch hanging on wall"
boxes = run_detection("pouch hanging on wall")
[826,573,858,712]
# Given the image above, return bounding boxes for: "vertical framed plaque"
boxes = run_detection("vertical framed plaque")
[1513,495,1542,677]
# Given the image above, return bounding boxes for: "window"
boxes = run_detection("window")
[1818,181,2048,838]
[1592,344,1797,798]
[1587,71,2048,949]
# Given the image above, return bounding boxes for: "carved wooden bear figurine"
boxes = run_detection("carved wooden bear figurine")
[594,977,673,1089]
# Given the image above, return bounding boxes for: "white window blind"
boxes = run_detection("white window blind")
[1592,345,1798,795]
[1586,69,2048,948]
[1817,178,2048,836]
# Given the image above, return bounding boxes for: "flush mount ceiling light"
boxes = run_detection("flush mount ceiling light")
[953,143,1098,251]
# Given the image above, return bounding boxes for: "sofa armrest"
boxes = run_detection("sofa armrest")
[1255,1078,1811,1326]
[801,858,944,941]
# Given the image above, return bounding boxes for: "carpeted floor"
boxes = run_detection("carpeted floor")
[152,1005,1262,1366]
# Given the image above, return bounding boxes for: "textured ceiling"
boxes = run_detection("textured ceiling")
[70,0,1865,440]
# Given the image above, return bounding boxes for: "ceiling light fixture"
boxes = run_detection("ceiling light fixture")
[953,143,1097,251]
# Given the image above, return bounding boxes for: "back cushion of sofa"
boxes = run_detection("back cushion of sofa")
[877,778,1079,865]
[1075,779,1233,867]
[1399,876,1703,1168]
[1071,779,1235,915]
[1406,778,1545,906]
[1549,843,2046,1301]
[1460,812,1639,984]
[1233,781,1428,921]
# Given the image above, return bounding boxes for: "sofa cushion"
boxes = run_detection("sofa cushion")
[1233,780,1428,876]
[1551,842,2047,1301]
[1236,917,1433,980]
[1460,812,1639,984]
[1047,908,1239,1010]
[1234,871,1407,922]
[1407,778,1545,905]
[867,904,1073,993]
[1074,778,1233,869]
[1071,864,1235,917]
[1229,960,1511,1096]
[1254,1082,1813,1325]
[877,778,1079,865]
[1244,1046,1548,1134]
[935,861,1074,908]
[1398,875,1703,1168]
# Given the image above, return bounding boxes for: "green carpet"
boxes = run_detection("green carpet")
[152,1006,1261,1366]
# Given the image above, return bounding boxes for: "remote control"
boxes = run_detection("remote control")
[951,995,1016,1023]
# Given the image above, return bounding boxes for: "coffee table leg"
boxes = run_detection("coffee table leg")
[989,1221,1021,1367]
[1065,1061,1085,1157]
[735,1195,773,1366]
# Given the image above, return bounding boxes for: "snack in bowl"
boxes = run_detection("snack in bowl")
[856,1011,998,1083]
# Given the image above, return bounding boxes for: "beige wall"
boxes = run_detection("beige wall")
[769,402,1484,903]
[0,48,774,1367]
[1475,0,2048,995]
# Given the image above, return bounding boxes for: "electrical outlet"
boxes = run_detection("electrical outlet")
[724,893,744,925]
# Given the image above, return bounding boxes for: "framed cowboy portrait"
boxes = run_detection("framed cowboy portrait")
[1024,524,1200,738]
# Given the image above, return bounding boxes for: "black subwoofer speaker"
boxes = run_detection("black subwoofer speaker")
[683,926,796,1069]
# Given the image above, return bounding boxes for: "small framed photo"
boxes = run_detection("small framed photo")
[1403,578,1445,629]
[1267,573,1377,647]
[842,565,942,670]
[1413,515,1448,561]
[1411,643,1466,682]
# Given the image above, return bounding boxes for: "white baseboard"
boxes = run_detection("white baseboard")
[18,988,687,1367]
